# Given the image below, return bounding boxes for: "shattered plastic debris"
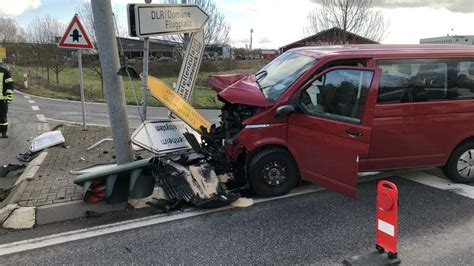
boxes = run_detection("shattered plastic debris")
[231,197,254,208]
[16,151,39,162]
[147,198,186,213]
[187,164,219,198]
[0,164,26,177]
[150,160,240,210]
[217,173,233,183]
[29,131,65,152]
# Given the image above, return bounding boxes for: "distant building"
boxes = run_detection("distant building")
[119,37,180,60]
[204,44,232,60]
[260,49,279,60]
[420,35,474,45]
[279,27,378,53]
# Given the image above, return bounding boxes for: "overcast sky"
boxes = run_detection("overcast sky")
[1,0,473,49]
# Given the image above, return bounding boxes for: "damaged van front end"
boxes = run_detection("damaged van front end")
[202,74,273,183]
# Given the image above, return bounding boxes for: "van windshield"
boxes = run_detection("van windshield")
[256,51,316,102]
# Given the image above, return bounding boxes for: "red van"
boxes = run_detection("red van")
[206,45,474,198]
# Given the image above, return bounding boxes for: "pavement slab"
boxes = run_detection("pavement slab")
[2,207,35,230]
[17,124,116,208]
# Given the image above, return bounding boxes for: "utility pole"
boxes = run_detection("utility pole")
[91,0,133,164]
[250,28,254,51]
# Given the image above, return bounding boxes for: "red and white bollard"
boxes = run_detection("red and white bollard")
[375,180,398,259]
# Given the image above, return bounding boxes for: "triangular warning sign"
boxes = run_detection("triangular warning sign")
[58,15,94,49]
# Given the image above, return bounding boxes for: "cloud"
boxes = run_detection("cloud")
[0,0,41,16]
[220,2,258,13]
[227,0,317,49]
[309,0,474,13]
[111,0,144,5]
[259,37,272,44]
[373,0,474,13]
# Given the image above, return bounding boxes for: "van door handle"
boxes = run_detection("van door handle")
[346,129,363,137]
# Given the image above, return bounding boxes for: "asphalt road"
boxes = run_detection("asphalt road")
[0,91,49,189]
[14,91,221,128]
[0,178,473,264]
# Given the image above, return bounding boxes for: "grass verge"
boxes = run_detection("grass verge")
[11,61,264,109]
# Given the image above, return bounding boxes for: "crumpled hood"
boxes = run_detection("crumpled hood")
[208,74,273,107]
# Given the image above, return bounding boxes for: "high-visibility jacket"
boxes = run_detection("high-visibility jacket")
[0,66,14,102]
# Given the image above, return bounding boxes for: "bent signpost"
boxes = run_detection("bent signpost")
[176,30,205,102]
[127,3,209,128]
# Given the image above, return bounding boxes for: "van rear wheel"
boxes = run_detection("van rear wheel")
[443,142,474,183]
[248,148,299,197]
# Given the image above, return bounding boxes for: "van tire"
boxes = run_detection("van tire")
[443,142,474,183]
[248,148,299,197]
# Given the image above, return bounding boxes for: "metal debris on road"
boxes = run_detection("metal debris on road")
[0,164,26,177]
[16,151,39,162]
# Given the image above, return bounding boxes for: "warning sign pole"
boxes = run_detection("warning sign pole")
[77,49,87,130]
[58,14,94,131]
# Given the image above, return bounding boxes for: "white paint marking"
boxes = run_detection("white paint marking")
[44,117,109,127]
[36,123,50,133]
[36,114,46,122]
[31,106,40,111]
[28,100,36,104]
[378,219,395,237]
[0,174,388,256]
[404,172,474,199]
[0,185,324,256]
[23,95,31,99]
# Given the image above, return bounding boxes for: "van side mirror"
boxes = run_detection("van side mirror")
[275,105,295,119]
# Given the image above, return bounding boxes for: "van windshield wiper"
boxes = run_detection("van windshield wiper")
[255,70,268,82]
[255,70,268,91]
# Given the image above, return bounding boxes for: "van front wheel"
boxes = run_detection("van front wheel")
[248,148,299,197]
[443,142,474,183]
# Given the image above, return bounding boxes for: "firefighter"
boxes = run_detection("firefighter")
[0,63,13,138]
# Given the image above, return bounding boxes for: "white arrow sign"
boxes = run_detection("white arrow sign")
[128,4,209,37]
[176,30,205,102]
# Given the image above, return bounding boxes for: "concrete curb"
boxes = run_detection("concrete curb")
[14,152,48,187]
[0,152,48,228]
[0,151,48,209]
[1,147,129,226]
[0,181,28,210]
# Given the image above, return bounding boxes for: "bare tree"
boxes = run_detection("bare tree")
[76,1,128,93]
[76,0,103,92]
[27,16,69,87]
[0,18,25,43]
[303,0,389,43]
[165,0,230,46]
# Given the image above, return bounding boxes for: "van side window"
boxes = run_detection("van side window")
[299,69,374,124]
[377,59,474,103]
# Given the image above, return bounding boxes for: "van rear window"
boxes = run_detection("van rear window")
[377,59,474,103]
